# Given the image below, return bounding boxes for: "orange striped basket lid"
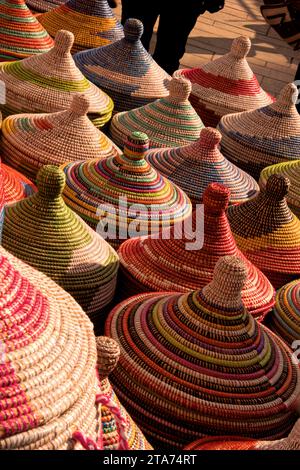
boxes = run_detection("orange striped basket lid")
[227,174,300,289]
[0,0,54,61]
[105,255,300,448]
[1,94,120,182]
[117,183,275,321]
[109,75,204,149]
[176,36,273,127]
[0,29,114,129]
[39,0,124,53]
[217,83,300,180]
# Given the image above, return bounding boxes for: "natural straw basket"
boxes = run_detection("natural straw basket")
[0,30,114,128]
[74,18,170,113]
[0,0,54,61]
[1,94,120,181]
[260,159,300,218]
[218,83,300,180]
[227,174,300,289]
[105,255,300,448]
[109,75,204,148]
[61,131,192,248]
[2,165,119,326]
[176,36,273,127]
[39,0,124,53]
[117,183,275,320]
[146,127,259,206]
[185,419,300,450]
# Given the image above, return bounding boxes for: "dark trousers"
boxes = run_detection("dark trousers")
[295,62,300,113]
[121,0,204,74]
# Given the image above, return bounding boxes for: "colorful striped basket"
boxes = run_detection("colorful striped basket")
[175,36,273,127]
[26,0,65,13]
[146,127,259,206]
[39,0,124,53]
[267,278,300,346]
[74,18,170,113]
[2,165,119,327]
[1,94,120,181]
[0,244,151,449]
[105,255,300,448]
[0,0,54,61]
[109,76,204,149]
[227,174,300,289]
[260,159,300,218]
[218,82,300,180]
[117,183,275,320]
[61,131,192,248]
[0,30,114,128]
[185,419,300,450]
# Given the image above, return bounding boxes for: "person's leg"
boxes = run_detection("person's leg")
[121,0,159,51]
[153,2,204,74]
[295,62,300,113]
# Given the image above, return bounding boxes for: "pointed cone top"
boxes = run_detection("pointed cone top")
[36,165,66,199]
[124,18,144,42]
[265,174,290,201]
[167,76,192,103]
[123,132,149,162]
[203,182,231,213]
[230,36,251,59]
[272,83,299,111]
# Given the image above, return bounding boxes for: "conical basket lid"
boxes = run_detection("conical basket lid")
[227,174,300,288]
[74,18,170,113]
[0,0,54,61]
[1,94,120,181]
[177,36,274,127]
[109,75,204,148]
[39,0,124,53]
[27,0,65,12]
[146,127,259,205]
[218,83,300,179]
[61,131,192,247]
[118,183,275,319]
[0,29,113,128]
[105,255,300,448]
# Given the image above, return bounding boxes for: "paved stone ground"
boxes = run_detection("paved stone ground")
[115,0,299,97]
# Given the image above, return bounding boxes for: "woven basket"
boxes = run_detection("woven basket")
[260,159,300,218]
[176,36,274,127]
[227,174,300,289]
[0,245,151,449]
[105,255,300,448]
[1,94,120,181]
[109,75,204,149]
[266,278,300,346]
[146,127,259,206]
[218,82,300,180]
[117,183,275,320]
[74,18,170,114]
[2,165,119,326]
[61,131,192,248]
[0,29,113,128]
[185,419,300,450]
[0,0,54,61]
[27,0,65,13]
[39,0,124,53]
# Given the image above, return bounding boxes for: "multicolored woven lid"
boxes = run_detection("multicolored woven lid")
[39,0,124,53]
[26,0,65,13]
[0,29,113,128]
[1,163,36,203]
[1,94,120,181]
[118,183,275,320]
[176,36,274,127]
[106,255,300,448]
[267,278,300,346]
[218,82,300,179]
[227,174,300,289]
[2,165,119,326]
[185,419,300,450]
[146,127,259,206]
[74,18,170,113]
[0,0,54,61]
[260,159,300,218]
[109,76,204,148]
[0,241,150,448]
[61,132,192,247]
